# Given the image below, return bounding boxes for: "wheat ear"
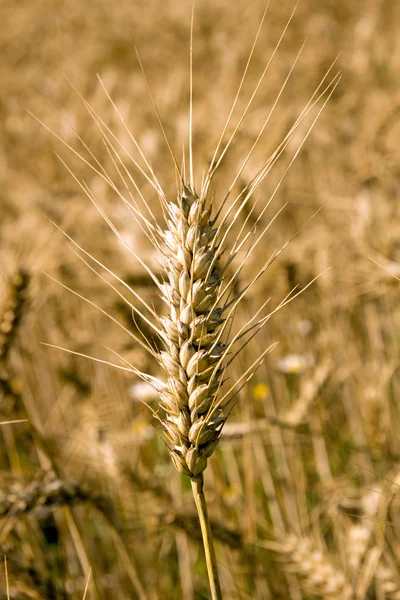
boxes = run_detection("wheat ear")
[37,0,341,592]
[0,268,30,365]
[0,268,30,408]
[263,535,353,599]
[0,471,97,519]
[154,184,225,597]
[157,186,225,477]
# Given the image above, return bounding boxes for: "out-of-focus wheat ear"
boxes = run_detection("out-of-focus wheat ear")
[0,471,117,523]
[262,535,353,599]
[0,372,22,411]
[283,535,353,599]
[14,465,148,600]
[0,268,30,365]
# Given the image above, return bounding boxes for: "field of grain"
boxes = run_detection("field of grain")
[1,0,400,598]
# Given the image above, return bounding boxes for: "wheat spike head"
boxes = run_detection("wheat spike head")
[131,11,338,479]
[38,6,340,480]
[156,184,227,476]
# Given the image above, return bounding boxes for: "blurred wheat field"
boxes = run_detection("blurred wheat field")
[2,0,400,598]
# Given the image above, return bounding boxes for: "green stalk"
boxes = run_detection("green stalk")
[190,474,222,600]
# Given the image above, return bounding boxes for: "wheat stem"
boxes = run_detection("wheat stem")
[190,474,222,600]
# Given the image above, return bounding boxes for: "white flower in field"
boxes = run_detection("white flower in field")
[277,353,314,374]
[130,381,157,403]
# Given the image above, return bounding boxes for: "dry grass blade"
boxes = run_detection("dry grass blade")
[4,556,10,600]
[81,568,91,600]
